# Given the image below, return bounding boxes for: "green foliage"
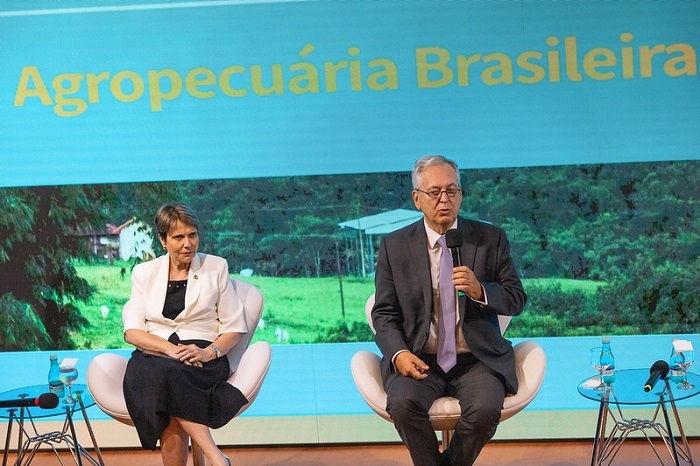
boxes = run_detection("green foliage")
[317,321,374,343]
[184,173,415,277]
[597,253,699,334]
[519,280,605,336]
[0,294,52,350]
[0,189,35,264]
[0,186,104,349]
[506,312,568,338]
[0,183,183,350]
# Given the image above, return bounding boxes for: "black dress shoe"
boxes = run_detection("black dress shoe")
[440,449,452,466]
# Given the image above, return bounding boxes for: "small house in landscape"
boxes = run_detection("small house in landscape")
[73,218,154,262]
[113,219,154,261]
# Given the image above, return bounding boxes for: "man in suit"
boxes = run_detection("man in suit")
[372,155,527,466]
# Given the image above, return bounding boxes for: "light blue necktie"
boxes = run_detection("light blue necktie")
[437,236,457,373]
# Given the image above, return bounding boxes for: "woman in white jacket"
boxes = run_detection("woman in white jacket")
[122,203,247,466]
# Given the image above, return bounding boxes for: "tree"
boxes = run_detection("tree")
[0,182,183,350]
[0,186,101,349]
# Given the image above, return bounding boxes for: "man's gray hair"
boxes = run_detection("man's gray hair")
[411,155,460,189]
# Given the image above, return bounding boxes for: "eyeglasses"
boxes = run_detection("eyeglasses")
[415,188,462,199]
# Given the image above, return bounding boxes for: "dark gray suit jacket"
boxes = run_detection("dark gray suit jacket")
[372,217,527,394]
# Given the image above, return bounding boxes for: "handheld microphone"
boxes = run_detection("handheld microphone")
[643,360,670,392]
[445,229,463,268]
[445,229,465,297]
[0,393,59,409]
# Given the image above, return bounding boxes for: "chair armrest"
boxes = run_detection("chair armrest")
[350,350,392,422]
[227,341,272,415]
[501,340,547,421]
[86,352,133,425]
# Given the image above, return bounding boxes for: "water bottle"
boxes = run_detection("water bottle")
[669,338,685,384]
[48,354,65,397]
[600,337,615,384]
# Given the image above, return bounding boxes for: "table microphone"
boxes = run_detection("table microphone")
[0,393,59,409]
[643,360,670,392]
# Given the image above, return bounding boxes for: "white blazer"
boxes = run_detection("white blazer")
[122,253,247,342]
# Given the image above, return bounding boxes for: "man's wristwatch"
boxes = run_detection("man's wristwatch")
[211,344,221,358]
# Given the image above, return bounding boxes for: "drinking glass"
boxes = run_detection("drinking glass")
[669,340,685,384]
[677,350,695,390]
[589,347,609,391]
[59,365,79,403]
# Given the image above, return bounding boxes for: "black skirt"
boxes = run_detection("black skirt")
[123,340,248,451]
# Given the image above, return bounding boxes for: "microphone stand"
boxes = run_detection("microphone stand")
[1,408,15,466]
[2,392,30,466]
[658,378,681,465]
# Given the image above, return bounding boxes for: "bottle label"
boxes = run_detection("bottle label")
[602,367,615,384]
[49,381,65,396]
[669,368,684,383]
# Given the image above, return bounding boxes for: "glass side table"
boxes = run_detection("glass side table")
[1,384,104,466]
[578,369,699,466]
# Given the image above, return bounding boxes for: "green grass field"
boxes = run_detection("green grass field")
[71,261,603,349]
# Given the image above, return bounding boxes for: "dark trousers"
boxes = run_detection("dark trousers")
[385,353,506,466]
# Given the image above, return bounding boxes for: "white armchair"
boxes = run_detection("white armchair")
[350,294,546,445]
[86,279,271,466]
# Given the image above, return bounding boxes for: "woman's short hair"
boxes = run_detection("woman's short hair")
[411,154,460,189]
[155,203,200,240]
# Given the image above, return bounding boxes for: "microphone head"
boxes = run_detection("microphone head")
[38,392,59,409]
[650,360,670,378]
[445,229,462,249]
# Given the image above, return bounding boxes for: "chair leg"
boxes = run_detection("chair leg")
[192,441,205,466]
[441,429,453,450]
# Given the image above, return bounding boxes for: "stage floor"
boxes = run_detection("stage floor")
[4,440,699,466]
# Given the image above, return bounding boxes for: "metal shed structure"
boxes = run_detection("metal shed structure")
[338,209,423,276]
